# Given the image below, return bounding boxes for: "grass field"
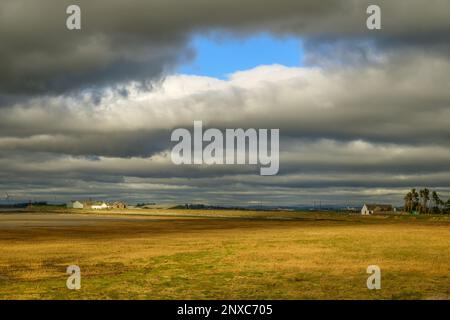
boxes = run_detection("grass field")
[0,209,449,300]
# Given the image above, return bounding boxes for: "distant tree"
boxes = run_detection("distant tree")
[419,189,424,213]
[431,191,443,214]
[421,188,430,213]
[411,188,420,212]
[403,192,413,212]
[445,199,450,215]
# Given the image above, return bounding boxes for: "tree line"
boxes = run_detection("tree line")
[403,188,450,214]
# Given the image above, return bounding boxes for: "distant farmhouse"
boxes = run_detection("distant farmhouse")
[91,202,109,210]
[361,204,395,215]
[67,200,84,209]
[66,201,127,210]
[111,201,127,209]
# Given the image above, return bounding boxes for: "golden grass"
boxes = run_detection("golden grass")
[0,210,448,299]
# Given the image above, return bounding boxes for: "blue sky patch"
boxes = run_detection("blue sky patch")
[178,33,303,79]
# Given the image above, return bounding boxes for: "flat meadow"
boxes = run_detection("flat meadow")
[0,209,448,299]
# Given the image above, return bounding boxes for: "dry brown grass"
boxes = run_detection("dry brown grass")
[0,210,449,299]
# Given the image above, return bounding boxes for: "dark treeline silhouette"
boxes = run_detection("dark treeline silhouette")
[403,188,450,214]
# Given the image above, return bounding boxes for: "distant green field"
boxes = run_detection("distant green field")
[0,210,448,299]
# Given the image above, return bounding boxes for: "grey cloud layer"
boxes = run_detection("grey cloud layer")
[1,0,450,94]
[1,53,450,153]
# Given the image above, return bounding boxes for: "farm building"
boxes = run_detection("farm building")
[361,204,394,215]
[91,202,110,210]
[67,200,126,210]
[66,201,84,209]
[111,201,127,209]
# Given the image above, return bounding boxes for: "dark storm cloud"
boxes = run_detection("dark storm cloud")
[0,131,170,157]
[1,0,450,94]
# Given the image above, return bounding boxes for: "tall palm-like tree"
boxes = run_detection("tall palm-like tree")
[419,189,424,213]
[422,188,430,214]
[445,199,450,214]
[404,192,412,212]
[432,191,442,213]
[411,188,419,212]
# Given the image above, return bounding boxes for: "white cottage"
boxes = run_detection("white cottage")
[91,202,109,210]
[361,204,393,215]
[67,200,84,209]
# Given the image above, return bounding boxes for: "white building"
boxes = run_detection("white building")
[67,200,84,209]
[91,202,109,210]
[361,204,393,215]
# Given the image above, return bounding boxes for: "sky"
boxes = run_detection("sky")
[1,0,450,207]
[178,33,303,78]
